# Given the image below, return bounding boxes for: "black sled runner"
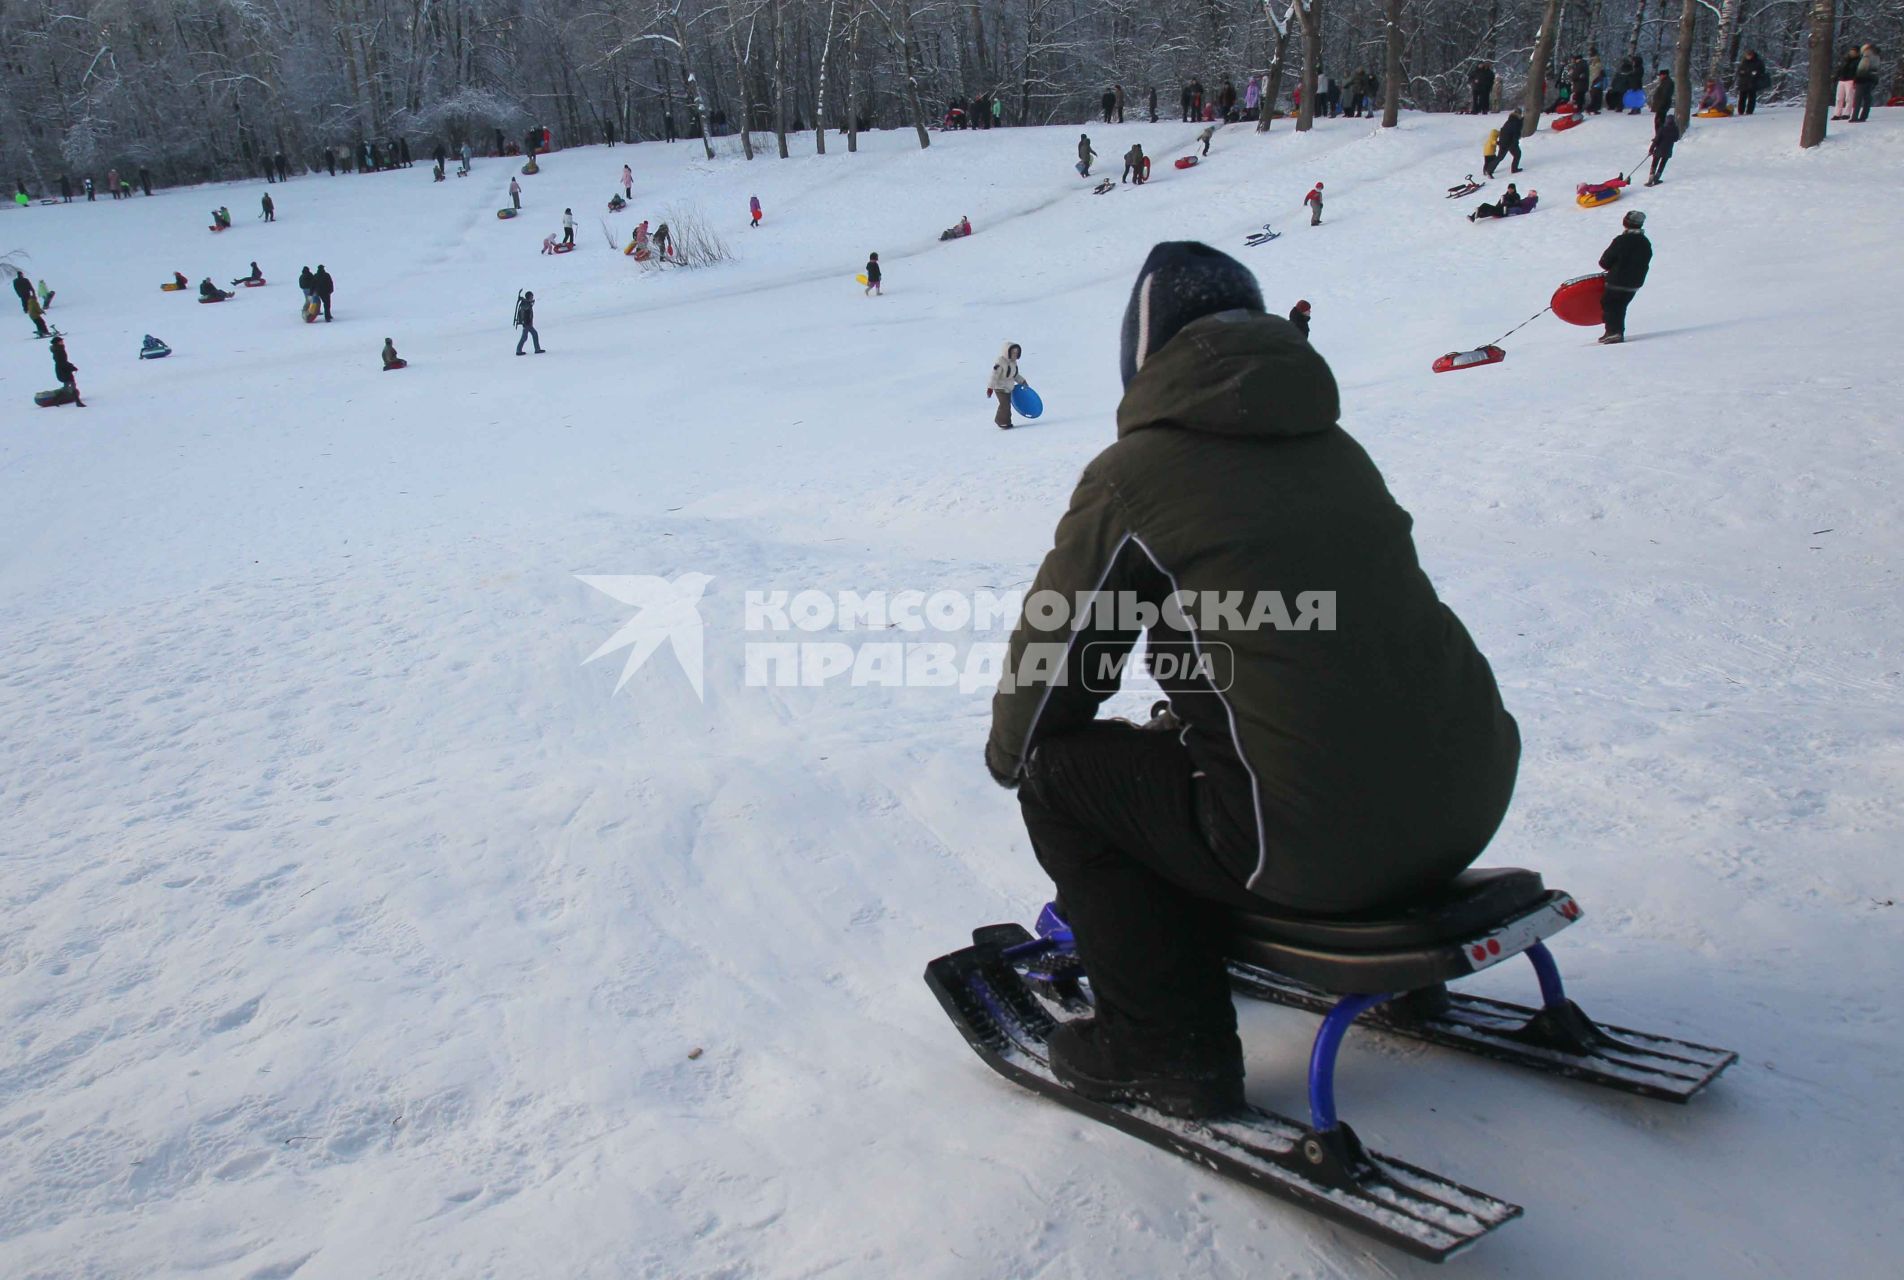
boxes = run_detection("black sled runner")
[925,867,1736,1261]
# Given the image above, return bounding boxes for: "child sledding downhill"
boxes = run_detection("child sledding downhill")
[381,338,407,371]
[986,342,1027,429]
[940,216,973,242]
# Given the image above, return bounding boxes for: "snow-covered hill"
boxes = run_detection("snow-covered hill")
[2,110,1900,1279]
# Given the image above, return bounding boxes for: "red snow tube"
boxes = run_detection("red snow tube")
[1433,346,1506,373]
[552,242,577,254]
[1551,113,1584,131]
[383,360,408,371]
[1556,101,1580,115]
[1174,156,1199,169]
[197,294,232,304]
[242,278,268,287]
[1551,273,1608,326]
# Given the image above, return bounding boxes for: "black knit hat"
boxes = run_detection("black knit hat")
[1120,242,1265,387]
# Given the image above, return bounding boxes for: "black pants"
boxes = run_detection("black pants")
[318,293,332,319]
[562,226,574,244]
[1852,82,1875,122]
[1019,722,1260,1039]
[1739,86,1758,115]
[1501,140,1521,171]
[1602,286,1635,337]
[1649,151,1670,181]
[1482,154,1501,178]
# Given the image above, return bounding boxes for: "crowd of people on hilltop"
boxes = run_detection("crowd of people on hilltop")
[1461,44,1887,121]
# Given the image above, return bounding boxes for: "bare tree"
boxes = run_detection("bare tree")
[1800,0,1835,147]
[1525,0,1563,130]
[1672,0,1698,130]
[1382,0,1405,126]
[1294,0,1322,131]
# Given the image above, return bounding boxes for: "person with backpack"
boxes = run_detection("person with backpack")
[987,342,1027,429]
[1497,107,1525,173]
[1077,134,1096,177]
[514,290,544,354]
[1736,50,1767,116]
[1302,182,1324,226]
[562,207,575,246]
[1645,113,1680,185]
[863,253,882,297]
[1597,210,1652,344]
[1852,44,1881,123]
[312,264,334,320]
[261,191,275,222]
[983,241,1520,1119]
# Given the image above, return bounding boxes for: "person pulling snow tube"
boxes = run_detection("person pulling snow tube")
[1550,273,1609,327]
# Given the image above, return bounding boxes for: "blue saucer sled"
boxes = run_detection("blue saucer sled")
[1010,384,1044,419]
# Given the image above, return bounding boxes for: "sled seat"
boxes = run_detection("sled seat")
[1219,868,1579,994]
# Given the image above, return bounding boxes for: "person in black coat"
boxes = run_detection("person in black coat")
[1597,211,1652,344]
[1288,299,1311,338]
[1736,51,1766,115]
[1651,70,1675,122]
[59,174,72,202]
[1645,113,1680,185]
[139,166,152,195]
[1497,107,1525,173]
[51,334,83,406]
[312,265,335,320]
[514,290,544,354]
[1469,62,1495,114]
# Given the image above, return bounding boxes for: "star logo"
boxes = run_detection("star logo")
[577,572,714,700]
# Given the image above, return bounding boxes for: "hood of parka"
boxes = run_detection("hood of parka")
[1115,310,1340,441]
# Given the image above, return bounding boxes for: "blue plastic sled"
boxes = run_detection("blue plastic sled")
[1622,88,1646,110]
[1011,384,1044,419]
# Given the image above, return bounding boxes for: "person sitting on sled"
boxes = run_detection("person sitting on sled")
[199,277,233,301]
[231,261,263,286]
[608,192,627,213]
[1469,183,1524,220]
[382,338,406,370]
[985,241,1520,1119]
[1699,79,1728,112]
[213,206,232,229]
[940,215,973,241]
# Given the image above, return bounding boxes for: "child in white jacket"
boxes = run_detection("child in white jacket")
[987,342,1025,429]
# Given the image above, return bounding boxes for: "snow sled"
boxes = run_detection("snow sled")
[1075,160,1089,177]
[854,272,869,285]
[1555,100,1579,114]
[520,161,539,176]
[160,282,187,292]
[551,242,576,254]
[1505,192,1539,215]
[1445,180,1483,199]
[241,278,268,287]
[1889,95,1904,107]
[1551,113,1584,132]
[926,871,1736,1261]
[1623,88,1647,110]
[1010,384,1044,419]
[1695,107,1733,119]
[1433,345,1506,373]
[496,208,520,219]
[34,385,79,407]
[1092,180,1116,195]
[1173,155,1199,170]
[302,300,320,323]
[198,293,232,304]
[208,224,229,233]
[1575,177,1628,207]
[383,359,408,371]
[139,336,172,360]
[1551,273,1608,326]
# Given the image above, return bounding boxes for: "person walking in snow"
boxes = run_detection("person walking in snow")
[750,195,762,227]
[1481,126,1503,178]
[1651,70,1675,124]
[1736,50,1767,116]
[50,334,83,406]
[298,266,315,310]
[11,270,33,317]
[514,289,544,354]
[1468,61,1495,114]
[36,279,53,311]
[1497,107,1524,173]
[312,264,335,321]
[460,142,473,176]
[1101,88,1116,123]
[1644,113,1679,185]
[863,252,882,296]
[84,176,95,202]
[261,191,275,222]
[1852,44,1881,123]
[1288,299,1311,338]
[1197,124,1216,157]
[509,177,522,210]
[621,164,633,200]
[1121,143,1147,185]
[1597,210,1652,344]
[987,342,1026,429]
[1303,182,1324,225]
[562,207,575,246]
[1833,47,1859,120]
[1077,133,1097,177]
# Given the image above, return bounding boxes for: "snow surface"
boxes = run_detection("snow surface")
[3,111,1902,1279]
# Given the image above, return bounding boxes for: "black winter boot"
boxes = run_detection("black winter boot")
[1048,1016,1245,1118]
